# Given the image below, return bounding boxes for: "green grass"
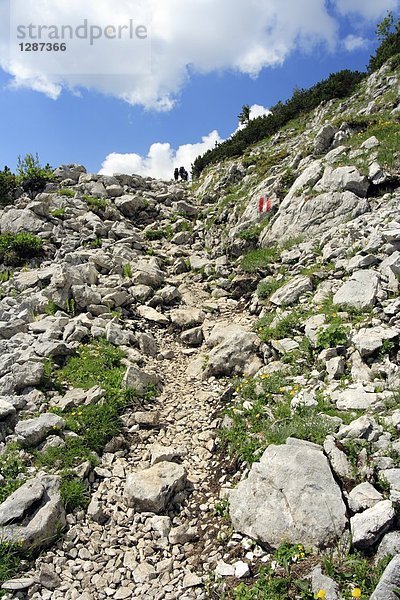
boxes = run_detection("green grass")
[122,263,133,278]
[44,300,58,316]
[83,195,108,212]
[257,278,285,300]
[58,188,75,198]
[230,543,314,600]
[0,233,43,266]
[51,208,66,218]
[0,270,12,283]
[241,246,280,272]
[0,543,21,593]
[256,307,310,342]
[322,552,392,600]
[0,444,27,504]
[60,475,89,513]
[316,320,349,349]
[40,339,157,469]
[221,372,336,464]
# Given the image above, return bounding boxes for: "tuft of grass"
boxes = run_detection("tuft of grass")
[257,278,285,300]
[316,321,349,349]
[0,270,12,283]
[44,300,58,316]
[256,308,309,342]
[0,543,21,594]
[60,474,89,513]
[122,263,133,278]
[0,444,27,504]
[83,195,108,213]
[58,188,75,198]
[241,246,280,272]
[41,339,158,469]
[51,208,66,218]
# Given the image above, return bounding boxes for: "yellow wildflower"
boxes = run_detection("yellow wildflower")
[352,588,362,598]
[315,591,326,599]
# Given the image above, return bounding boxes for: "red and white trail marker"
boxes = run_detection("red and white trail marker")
[258,196,272,213]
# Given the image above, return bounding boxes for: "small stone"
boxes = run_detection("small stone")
[182,572,202,588]
[216,561,235,577]
[234,561,250,579]
[133,562,157,584]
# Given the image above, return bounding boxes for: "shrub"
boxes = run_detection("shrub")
[368,13,400,73]
[316,320,349,349]
[0,233,43,266]
[16,153,53,197]
[0,167,17,207]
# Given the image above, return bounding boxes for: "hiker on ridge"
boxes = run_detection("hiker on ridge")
[174,168,179,181]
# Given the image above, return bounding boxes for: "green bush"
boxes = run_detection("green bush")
[16,153,53,197]
[0,233,43,266]
[368,13,400,73]
[316,320,349,349]
[0,167,17,207]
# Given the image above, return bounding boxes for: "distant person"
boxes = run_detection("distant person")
[179,166,189,181]
[174,168,179,181]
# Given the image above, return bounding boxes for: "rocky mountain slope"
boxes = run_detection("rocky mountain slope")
[0,57,400,599]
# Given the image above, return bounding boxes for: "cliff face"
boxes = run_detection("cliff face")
[0,58,399,599]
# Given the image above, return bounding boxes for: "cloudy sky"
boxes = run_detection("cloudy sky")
[0,0,399,179]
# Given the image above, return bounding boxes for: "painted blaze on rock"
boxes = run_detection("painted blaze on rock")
[229,440,347,549]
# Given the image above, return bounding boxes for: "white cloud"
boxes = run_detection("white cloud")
[343,34,369,52]
[249,104,272,119]
[333,0,399,21]
[0,0,339,109]
[100,102,271,179]
[99,130,223,179]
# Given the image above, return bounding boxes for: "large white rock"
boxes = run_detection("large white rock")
[348,483,383,513]
[352,325,399,358]
[205,324,260,377]
[229,440,347,549]
[333,270,379,310]
[371,555,400,599]
[15,413,65,447]
[0,475,66,551]
[351,500,395,549]
[136,305,169,325]
[270,276,312,306]
[125,461,187,513]
[314,166,369,197]
[331,385,378,411]
[260,191,369,245]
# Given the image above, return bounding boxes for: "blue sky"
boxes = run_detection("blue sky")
[0,0,399,179]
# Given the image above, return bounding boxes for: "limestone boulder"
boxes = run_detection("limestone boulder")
[229,440,347,549]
